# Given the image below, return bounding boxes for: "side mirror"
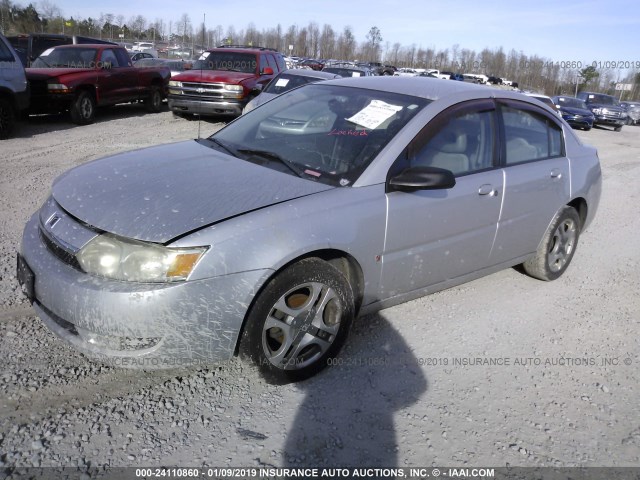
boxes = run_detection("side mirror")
[387,166,456,193]
[261,67,274,76]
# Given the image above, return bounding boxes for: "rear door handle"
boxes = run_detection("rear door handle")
[478,184,498,196]
[550,168,562,179]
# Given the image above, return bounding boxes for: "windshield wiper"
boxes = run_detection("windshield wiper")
[205,137,237,157]
[237,148,306,178]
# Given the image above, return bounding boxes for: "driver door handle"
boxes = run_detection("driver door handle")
[478,184,498,196]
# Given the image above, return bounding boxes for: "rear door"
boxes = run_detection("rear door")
[489,100,569,264]
[381,100,504,298]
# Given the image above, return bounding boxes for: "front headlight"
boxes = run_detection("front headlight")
[76,233,207,283]
[168,80,183,87]
[592,108,603,115]
[48,83,70,93]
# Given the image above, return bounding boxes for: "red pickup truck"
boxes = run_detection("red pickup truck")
[26,44,170,124]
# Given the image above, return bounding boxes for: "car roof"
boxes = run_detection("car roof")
[323,76,504,101]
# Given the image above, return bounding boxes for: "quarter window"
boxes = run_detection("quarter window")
[502,106,563,164]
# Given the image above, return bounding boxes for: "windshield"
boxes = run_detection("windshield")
[209,83,429,186]
[556,97,588,109]
[586,94,619,106]
[193,51,257,73]
[31,47,98,68]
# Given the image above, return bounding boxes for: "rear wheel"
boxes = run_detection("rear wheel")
[240,258,354,384]
[70,91,96,125]
[523,206,581,281]
[145,85,163,113]
[0,98,15,139]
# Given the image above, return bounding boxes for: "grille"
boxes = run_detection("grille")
[39,228,82,270]
[28,79,49,96]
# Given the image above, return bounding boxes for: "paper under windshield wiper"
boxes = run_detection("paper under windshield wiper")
[236,149,306,178]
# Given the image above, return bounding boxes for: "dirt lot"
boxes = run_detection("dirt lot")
[0,105,639,471]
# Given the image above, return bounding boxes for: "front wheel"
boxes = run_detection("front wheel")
[523,206,581,281]
[69,91,96,125]
[614,125,623,132]
[240,258,355,384]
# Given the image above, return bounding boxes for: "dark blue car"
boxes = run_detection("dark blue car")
[552,96,595,131]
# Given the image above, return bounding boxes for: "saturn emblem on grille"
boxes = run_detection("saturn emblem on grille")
[46,212,61,229]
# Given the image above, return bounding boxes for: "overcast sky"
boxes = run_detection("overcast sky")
[51,0,638,74]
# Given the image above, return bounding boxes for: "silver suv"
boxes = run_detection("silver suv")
[0,34,29,139]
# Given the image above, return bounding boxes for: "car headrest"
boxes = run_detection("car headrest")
[432,129,468,154]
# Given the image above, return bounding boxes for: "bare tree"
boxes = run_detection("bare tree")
[365,26,382,61]
[177,13,191,46]
[319,24,335,59]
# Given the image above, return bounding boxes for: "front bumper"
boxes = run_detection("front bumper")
[19,213,272,368]
[562,114,594,129]
[168,96,244,117]
[593,114,625,127]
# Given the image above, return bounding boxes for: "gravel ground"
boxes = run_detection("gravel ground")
[0,106,639,473]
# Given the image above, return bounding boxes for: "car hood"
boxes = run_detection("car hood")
[560,106,594,116]
[172,70,255,84]
[51,140,333,243]
[26,68,95,80]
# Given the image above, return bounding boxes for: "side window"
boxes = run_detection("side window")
[100,49,119,68]
[502,105,563,164]
[114,48,132,67]
[408,103,497,176]
[274,54,286,72]
[0,39,14,61]
[265,54,278,72]
[259,54,270,73]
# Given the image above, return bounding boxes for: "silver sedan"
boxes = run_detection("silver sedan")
[17,77,602,384]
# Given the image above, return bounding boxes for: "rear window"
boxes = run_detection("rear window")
[502,105,563,164]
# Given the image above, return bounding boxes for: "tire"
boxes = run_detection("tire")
[69,91,96,125]
[240,258,355,384]
[523,206,581,281]
[614,125,622,132]
[0,97,16,140]
[145,85,162,113]
[583,126,592,131]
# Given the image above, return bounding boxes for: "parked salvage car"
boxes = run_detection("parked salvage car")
[134,57,192,78]
[130,51,155,62]
[168,45,285,118]
[552,96,595,130]
[243,69,341,114]
[577,91,627,131]
[0,33,29,139]
[17,77,601,384]
[525,93,561,116]
[26,44,170,124]
[322,65,373,77]
[620,101,640,126]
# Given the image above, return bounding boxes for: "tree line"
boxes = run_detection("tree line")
[1,0,638,98]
